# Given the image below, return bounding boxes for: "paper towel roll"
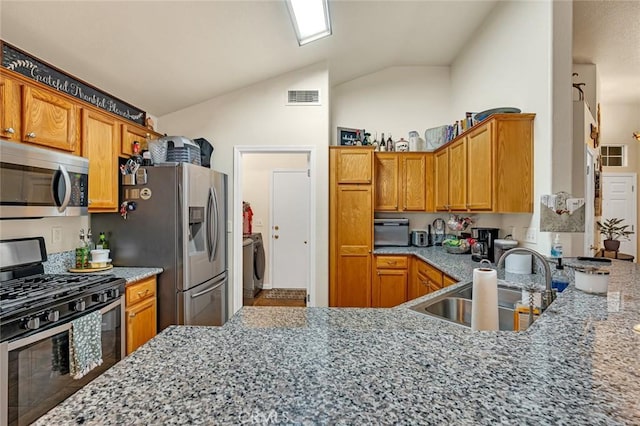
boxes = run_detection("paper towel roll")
[471,267,499,331]
[505,254,532,274]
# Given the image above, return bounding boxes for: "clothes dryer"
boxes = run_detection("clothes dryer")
[250,233,265,290]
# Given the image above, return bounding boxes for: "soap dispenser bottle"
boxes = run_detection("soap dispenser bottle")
[551,258,570,292]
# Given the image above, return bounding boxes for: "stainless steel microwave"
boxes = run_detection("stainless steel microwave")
[0,141,89,219]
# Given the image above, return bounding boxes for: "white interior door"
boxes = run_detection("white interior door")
[602,173,637,259]
[271,170,310,290]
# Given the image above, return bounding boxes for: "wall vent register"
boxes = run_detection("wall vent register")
[287,90,320,105]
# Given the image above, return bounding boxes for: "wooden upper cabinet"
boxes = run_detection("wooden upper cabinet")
[334,147,373,184]
[466,122,494,211]
[433,114,534,213]
[0,76,21,142]
[494,116,534,213]
[121,123,152,157]
[434,149,449,211]
[21,85,79,152]
[447,138,467,211]
[82,109,119,211]
[401,153,427,211]
[374,153,399,210]
[375,152,430,212]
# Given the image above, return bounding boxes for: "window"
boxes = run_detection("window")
[600,145,626,167]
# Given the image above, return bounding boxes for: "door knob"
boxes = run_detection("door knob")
[274,225,279,230]
[274,235,279,239]
[304,241,307,244]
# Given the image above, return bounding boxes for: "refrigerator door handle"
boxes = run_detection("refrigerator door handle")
[211,186,220,261]
[206,188,214,261]
[190,279,225,299]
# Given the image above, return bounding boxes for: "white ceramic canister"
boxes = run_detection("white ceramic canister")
[575,267,610,294]
[505,254,532,274]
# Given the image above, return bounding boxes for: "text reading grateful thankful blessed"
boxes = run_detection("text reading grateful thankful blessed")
[1,42,145,126]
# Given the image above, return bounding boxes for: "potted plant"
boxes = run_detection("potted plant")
[596,218,634,251]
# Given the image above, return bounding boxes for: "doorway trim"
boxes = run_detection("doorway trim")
[233,146,317,314]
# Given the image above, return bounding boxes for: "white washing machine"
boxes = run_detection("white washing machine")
[242,238,257,299]
[250,233,265,290]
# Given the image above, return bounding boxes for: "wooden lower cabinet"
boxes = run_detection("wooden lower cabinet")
[125,276,157,355]
[409,257,447,299]
[443,274,457,287]
[330,147,374,307]
[373,256,408,307]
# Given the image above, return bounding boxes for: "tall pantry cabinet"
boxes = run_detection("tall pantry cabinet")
[329,147,374,307]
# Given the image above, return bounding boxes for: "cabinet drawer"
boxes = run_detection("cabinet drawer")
[414,260,443,285]
[376,255,408,269]
[126,276,156,307]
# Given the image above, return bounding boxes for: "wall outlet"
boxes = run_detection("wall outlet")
[255,218,263,227]
[523,227,537,244]
[52,226,63,244]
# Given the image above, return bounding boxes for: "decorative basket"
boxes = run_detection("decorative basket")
[148,140,168,164]
[444,245,470,254]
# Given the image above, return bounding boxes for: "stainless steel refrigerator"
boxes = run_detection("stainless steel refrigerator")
[92,163,228,331]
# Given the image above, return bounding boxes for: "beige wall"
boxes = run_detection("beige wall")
[158,63,329,308]
[450,0,568,254]
[600,102,640,256]
[331,66,452,145]
[0,216,89,254]
[242,153,308,287]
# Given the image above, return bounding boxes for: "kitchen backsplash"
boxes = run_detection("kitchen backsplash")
[44,251,74,274]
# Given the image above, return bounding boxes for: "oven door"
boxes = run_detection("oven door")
[0,298,124,426]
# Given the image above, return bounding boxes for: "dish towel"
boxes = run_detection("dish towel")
[69,310,103,379]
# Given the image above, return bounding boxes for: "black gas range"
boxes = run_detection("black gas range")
[1,271,124,343]
[1,237,126,426]
[0,237,125,343]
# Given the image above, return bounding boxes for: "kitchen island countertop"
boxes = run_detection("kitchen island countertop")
[35,249,639,425]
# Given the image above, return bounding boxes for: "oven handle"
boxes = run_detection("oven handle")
[6,298,123,352]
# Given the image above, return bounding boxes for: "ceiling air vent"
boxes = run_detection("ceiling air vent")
[286,90,321,106]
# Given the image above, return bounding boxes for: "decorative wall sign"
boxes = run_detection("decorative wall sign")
[1,41,146,126]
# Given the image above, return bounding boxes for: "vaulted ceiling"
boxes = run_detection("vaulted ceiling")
[1,1,637,118]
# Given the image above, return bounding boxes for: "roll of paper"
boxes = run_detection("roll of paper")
[471,267,499,331]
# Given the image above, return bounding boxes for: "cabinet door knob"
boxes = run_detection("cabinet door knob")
[129,312,136,318]
[26,132,36,138]
[3,127,15,134]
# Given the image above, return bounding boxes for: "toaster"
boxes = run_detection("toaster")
[411,229,430,247]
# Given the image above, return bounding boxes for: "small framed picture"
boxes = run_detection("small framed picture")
[337,127,364,146]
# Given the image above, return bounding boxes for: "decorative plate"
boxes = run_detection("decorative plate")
[473,107,522,123]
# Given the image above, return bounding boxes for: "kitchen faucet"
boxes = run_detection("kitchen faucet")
[497,248,556,310]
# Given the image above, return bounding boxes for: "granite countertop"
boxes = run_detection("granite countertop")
[35,248,639,425]
[43,250,162,284]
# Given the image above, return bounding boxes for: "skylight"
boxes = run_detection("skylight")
[285,0,332,46]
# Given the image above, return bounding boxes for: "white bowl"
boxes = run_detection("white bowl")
[91,249,110,262]
[575,268,610,294]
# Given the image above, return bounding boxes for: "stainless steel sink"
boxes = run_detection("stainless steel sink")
[410,282,524,331]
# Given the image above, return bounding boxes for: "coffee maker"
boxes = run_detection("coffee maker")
[470,227,500,262]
